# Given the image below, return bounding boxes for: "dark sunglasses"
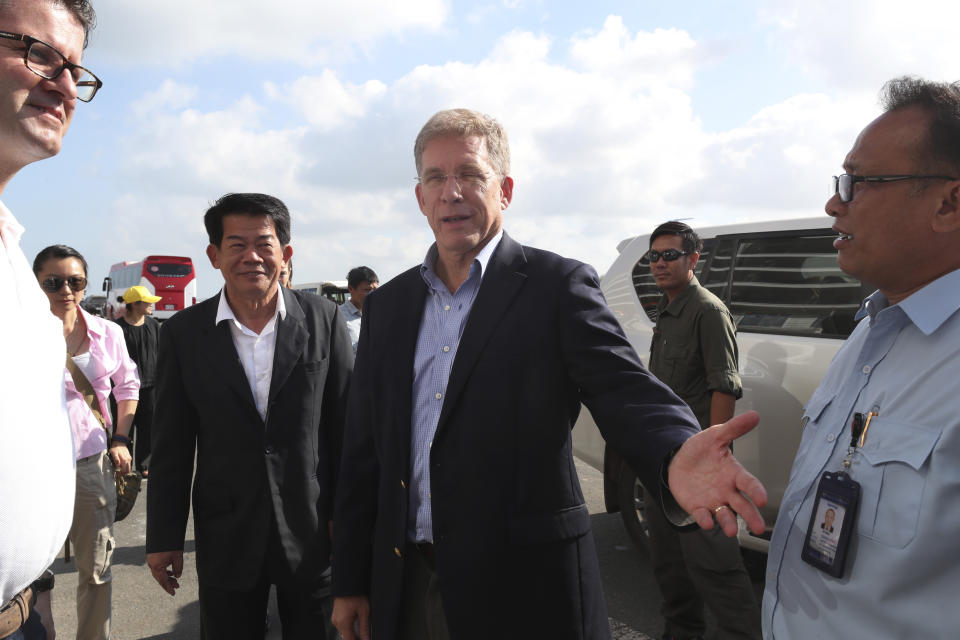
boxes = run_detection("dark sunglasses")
[646,249,690,263]
[40,275,87,293]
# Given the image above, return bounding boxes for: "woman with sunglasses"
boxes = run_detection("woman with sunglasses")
[32,245,139,640]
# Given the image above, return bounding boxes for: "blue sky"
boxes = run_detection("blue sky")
[7,0,957,298]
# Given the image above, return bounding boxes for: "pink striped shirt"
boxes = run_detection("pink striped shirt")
[64,307,140,460]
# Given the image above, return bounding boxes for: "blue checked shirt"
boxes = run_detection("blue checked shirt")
[408,231,503,543]
[762,267,960,638]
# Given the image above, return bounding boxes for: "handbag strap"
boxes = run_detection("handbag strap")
[64,354,107,430]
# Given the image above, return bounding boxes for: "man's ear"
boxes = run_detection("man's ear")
[499,176,514,210]
[206,244,220,269]
[933,179,960,233]
[687,251,700,272]
[282,244,293,262]
[416,183,427,216]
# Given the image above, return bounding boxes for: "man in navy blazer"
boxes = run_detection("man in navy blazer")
[146,193,353,639]
[331,110,767,640]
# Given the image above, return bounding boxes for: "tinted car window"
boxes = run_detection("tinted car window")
[630,229,867,339]
[727,231,865,338]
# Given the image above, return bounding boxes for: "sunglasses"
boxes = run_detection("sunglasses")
[646,249,690,263]
[40,275,87,293]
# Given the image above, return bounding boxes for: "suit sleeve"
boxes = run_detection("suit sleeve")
[146,318,199,553]
[322,301,355,510]
[559,262,700,510]
[331,290,381,597]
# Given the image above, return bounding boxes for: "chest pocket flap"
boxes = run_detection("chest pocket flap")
[860,419,940,469]
[856,418,941,547]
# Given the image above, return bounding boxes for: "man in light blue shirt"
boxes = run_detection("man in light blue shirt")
[339,266,378,354]
[763,76,960,638]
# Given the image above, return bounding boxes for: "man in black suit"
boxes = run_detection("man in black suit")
[146,193,353,640]
[331,109,768,640]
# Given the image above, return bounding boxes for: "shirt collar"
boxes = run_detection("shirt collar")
[0,200,24,248]
[857,267,960,336]
[420,229,505,286]
[78,306,105,338]
[214,286,287,328]
[658,274,700,317]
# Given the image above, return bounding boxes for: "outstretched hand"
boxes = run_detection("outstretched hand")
[668,411,767,537]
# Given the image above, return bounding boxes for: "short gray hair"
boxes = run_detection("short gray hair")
[414,108,510,179]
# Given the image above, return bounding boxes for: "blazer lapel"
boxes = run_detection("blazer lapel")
[391,269,428,461]
[434,233,527,437]
[201,293,259,415]
[269,287,307,407]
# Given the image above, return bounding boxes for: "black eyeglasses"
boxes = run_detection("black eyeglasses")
[0,31,102,102]
[40,275,87,293]
[646,249,690,263]
[831,173,957,203]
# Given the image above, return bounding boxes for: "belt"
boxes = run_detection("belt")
[0,585,35,640]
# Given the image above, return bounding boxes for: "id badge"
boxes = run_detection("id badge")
[800,471,860,578]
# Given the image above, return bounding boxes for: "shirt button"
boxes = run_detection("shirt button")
[435,393,442,400]
[442,346,450,353]
[444,305,451,311]
[826,433,835,442]
[862,364,872,374]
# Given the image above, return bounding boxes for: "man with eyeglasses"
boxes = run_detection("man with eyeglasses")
[762,77,960,638]
[0,1,99,640]
[642,221,759,640]
[331,109,769,640]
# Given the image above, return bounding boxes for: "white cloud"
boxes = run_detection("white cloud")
[760,0,960,90]
[130,79,197,118]
[265,71,387,130]
[570,16,699,90]
[88,0,450,66]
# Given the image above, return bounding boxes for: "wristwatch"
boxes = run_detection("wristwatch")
[31,570,55,593]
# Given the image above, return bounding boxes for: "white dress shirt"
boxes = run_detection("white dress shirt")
[215,288,286,422]
[0,201,76,605]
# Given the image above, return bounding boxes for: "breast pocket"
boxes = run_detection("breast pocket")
[652,331,698,392]
[855,418,940,548]
[787,387,836,483]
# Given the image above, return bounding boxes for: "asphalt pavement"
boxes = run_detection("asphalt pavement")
[47,459,762,639]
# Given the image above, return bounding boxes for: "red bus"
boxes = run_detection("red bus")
[102,255,197,320]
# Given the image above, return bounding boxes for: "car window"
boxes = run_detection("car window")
[629,229,869,339]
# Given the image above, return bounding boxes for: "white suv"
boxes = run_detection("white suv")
[573,217,872,553]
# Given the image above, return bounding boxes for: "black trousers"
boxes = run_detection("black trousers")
[643,488,761,640]
[399,543,451,640]
[198,528,336,640]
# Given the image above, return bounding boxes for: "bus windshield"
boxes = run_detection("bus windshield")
[147,263,193,278]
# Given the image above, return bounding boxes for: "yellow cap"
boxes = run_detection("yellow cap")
[122,285,162,304]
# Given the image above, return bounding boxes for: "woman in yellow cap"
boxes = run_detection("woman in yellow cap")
[114,285,162,477]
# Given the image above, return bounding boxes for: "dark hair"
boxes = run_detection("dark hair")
[881,76,960,174]
[203,193,291,247]
[347,266,379,288]
[32,244,88,277]
[649,221,702,254]
[0,1,98,46]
